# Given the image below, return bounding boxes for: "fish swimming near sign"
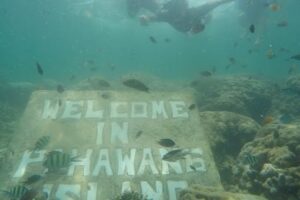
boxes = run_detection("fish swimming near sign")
[162,149,191,162]
[188,104,196,110]
[36,62,44,75]
[249,24,255,33]
[43,151,79,172]
[135,130,143,139]
[56,84,65,93]
[290,54,300,61]
[21,190,48,200]
[114,191,146,200]
[1,185,28,200]
[190,165,197,171]
[101,92,110,99]
[158,138,176,147]
[34,136,50,151]
[22,174,43,185]
[122,79,149,92]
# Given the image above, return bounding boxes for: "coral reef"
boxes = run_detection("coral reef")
[199,111,260,158]
[188,76,300,200]
[191,76,274,121]
[233,124,300,199]
[198,111,261,190]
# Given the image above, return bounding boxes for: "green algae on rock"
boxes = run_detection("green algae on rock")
[234,124,300,200]
[191,76,274,121]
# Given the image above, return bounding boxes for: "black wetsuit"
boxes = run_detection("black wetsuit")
[126,0,233,33]
[155,0,192,32]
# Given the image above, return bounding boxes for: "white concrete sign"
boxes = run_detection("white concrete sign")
[7,91,221,200]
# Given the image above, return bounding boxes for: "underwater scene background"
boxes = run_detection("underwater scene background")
[1,0,300,200]
[1,0,300,82]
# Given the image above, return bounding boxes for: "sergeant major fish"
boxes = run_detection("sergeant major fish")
[135,130,143,139]
[1,185,28,199]
[162,149,200,162]
[43,151,79,172]
[21,190,48,200]
[188,104,196,110]
[33,136,50,151]
[157,138,176,147]
[22,174,43,185]
[122,79,149,92]
[243,152,258,168]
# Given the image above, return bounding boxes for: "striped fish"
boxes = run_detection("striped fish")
[1,185,28,199]
[20,189,38,200]
[43,151,77,171]
[34,136,50,151]
[243,153,257,167]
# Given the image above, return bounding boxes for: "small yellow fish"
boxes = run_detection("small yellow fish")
[261,116,273,126]
[269,3,280,12]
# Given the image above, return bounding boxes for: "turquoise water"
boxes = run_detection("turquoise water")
[1,0,299,83]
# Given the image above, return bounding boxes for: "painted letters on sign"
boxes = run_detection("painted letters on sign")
[12,95,209,200]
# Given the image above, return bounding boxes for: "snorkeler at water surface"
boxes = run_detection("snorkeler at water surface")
[126,0,234,34]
